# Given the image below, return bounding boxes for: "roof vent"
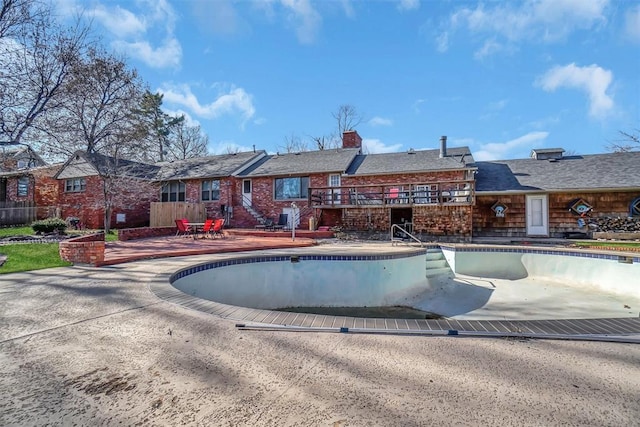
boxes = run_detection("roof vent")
[531,148,564,160]
[408,148,416,154]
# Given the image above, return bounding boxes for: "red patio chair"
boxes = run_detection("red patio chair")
[211,218,225,238]
[175,219,192,237]
[201,218,215,238]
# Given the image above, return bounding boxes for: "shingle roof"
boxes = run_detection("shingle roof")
[156,151,266,180]
[83,151,160,179]
[239,148,360,177]
[346,147,475,175]
[476,151,640,192]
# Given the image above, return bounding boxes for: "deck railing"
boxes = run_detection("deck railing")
[308,180,475,207]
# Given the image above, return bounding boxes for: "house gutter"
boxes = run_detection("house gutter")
[476,187,640,196]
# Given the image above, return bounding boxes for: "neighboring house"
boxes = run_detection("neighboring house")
[54,151,160,229]
[0,145,47,172]
[0,145,59,225]
[154,150,267,223]
[474,149,640,238]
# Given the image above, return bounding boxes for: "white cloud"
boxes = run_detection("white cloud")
[440,0,608,57]
[368,116,393,127]
[398,0,420,12]
[474,132,549,161]
[488,99,508,111]
[280,0,322,44]
[340,0,356,19]
[113,38,182,69]
[87,4,147,37]
[474,38,503,59]
[362,139,403,154]
[81,0,181,69]
[162,109,200,127]
[536,63,614,118]
[412,99,425,113]
[624,5,640,43]
[435,31,449,52]
[160,84,256,123]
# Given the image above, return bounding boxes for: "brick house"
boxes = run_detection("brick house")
[54,151,160,229]
[473,149,640,238]
[0,145,60,225]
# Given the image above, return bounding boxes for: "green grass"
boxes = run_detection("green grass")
[573,241,640,249]
[0,225,118,240]
[0,226,118,273]
[0,226,33,237]
[0,243,72,273]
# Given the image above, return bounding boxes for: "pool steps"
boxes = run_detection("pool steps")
[425,248,452,278]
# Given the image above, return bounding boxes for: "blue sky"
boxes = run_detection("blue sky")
[58,0,639,160]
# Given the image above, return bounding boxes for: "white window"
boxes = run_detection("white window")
[201,180,220,201]
[161,181,185,202]
[65,178,86,192]
[274,177,309,200]
[17,177,29,196]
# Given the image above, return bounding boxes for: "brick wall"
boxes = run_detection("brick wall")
[59,175,158,230]
[118,226,176,241]
[231,175,325,228]
[59,233,105,265]
[474,191,640,238]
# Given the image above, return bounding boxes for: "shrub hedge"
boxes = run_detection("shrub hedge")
[32,218,67,234]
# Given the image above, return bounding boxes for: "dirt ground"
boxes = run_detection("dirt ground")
[1,256,639,426]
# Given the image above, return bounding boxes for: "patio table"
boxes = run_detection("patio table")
[189,222,205,239]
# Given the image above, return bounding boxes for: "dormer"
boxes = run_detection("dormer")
[530,148,564,161]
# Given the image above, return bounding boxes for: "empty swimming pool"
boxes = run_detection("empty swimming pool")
[169,245,640,321]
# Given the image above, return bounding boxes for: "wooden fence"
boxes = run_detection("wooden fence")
[150,202,206,227]
[0,201,36,226]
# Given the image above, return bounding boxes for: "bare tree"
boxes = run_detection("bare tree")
[0,0,33,41]
[76,151,158,233]
[311,134,340,150]
[281,132,308,153]
[332,104,364,136]
[0,8,90,147]
[41,47,143,159]
[224,145,240,154]
[607,129,640,152]
[165,121,209,160]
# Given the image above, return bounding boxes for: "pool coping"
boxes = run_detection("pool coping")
[149,244,640,343]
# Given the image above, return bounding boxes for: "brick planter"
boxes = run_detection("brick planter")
[59,233,105,266]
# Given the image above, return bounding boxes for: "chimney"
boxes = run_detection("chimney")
[439,135,447,158]
[342,130,362,151]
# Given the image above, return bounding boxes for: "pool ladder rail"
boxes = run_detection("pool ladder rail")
[390,224,423,247]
